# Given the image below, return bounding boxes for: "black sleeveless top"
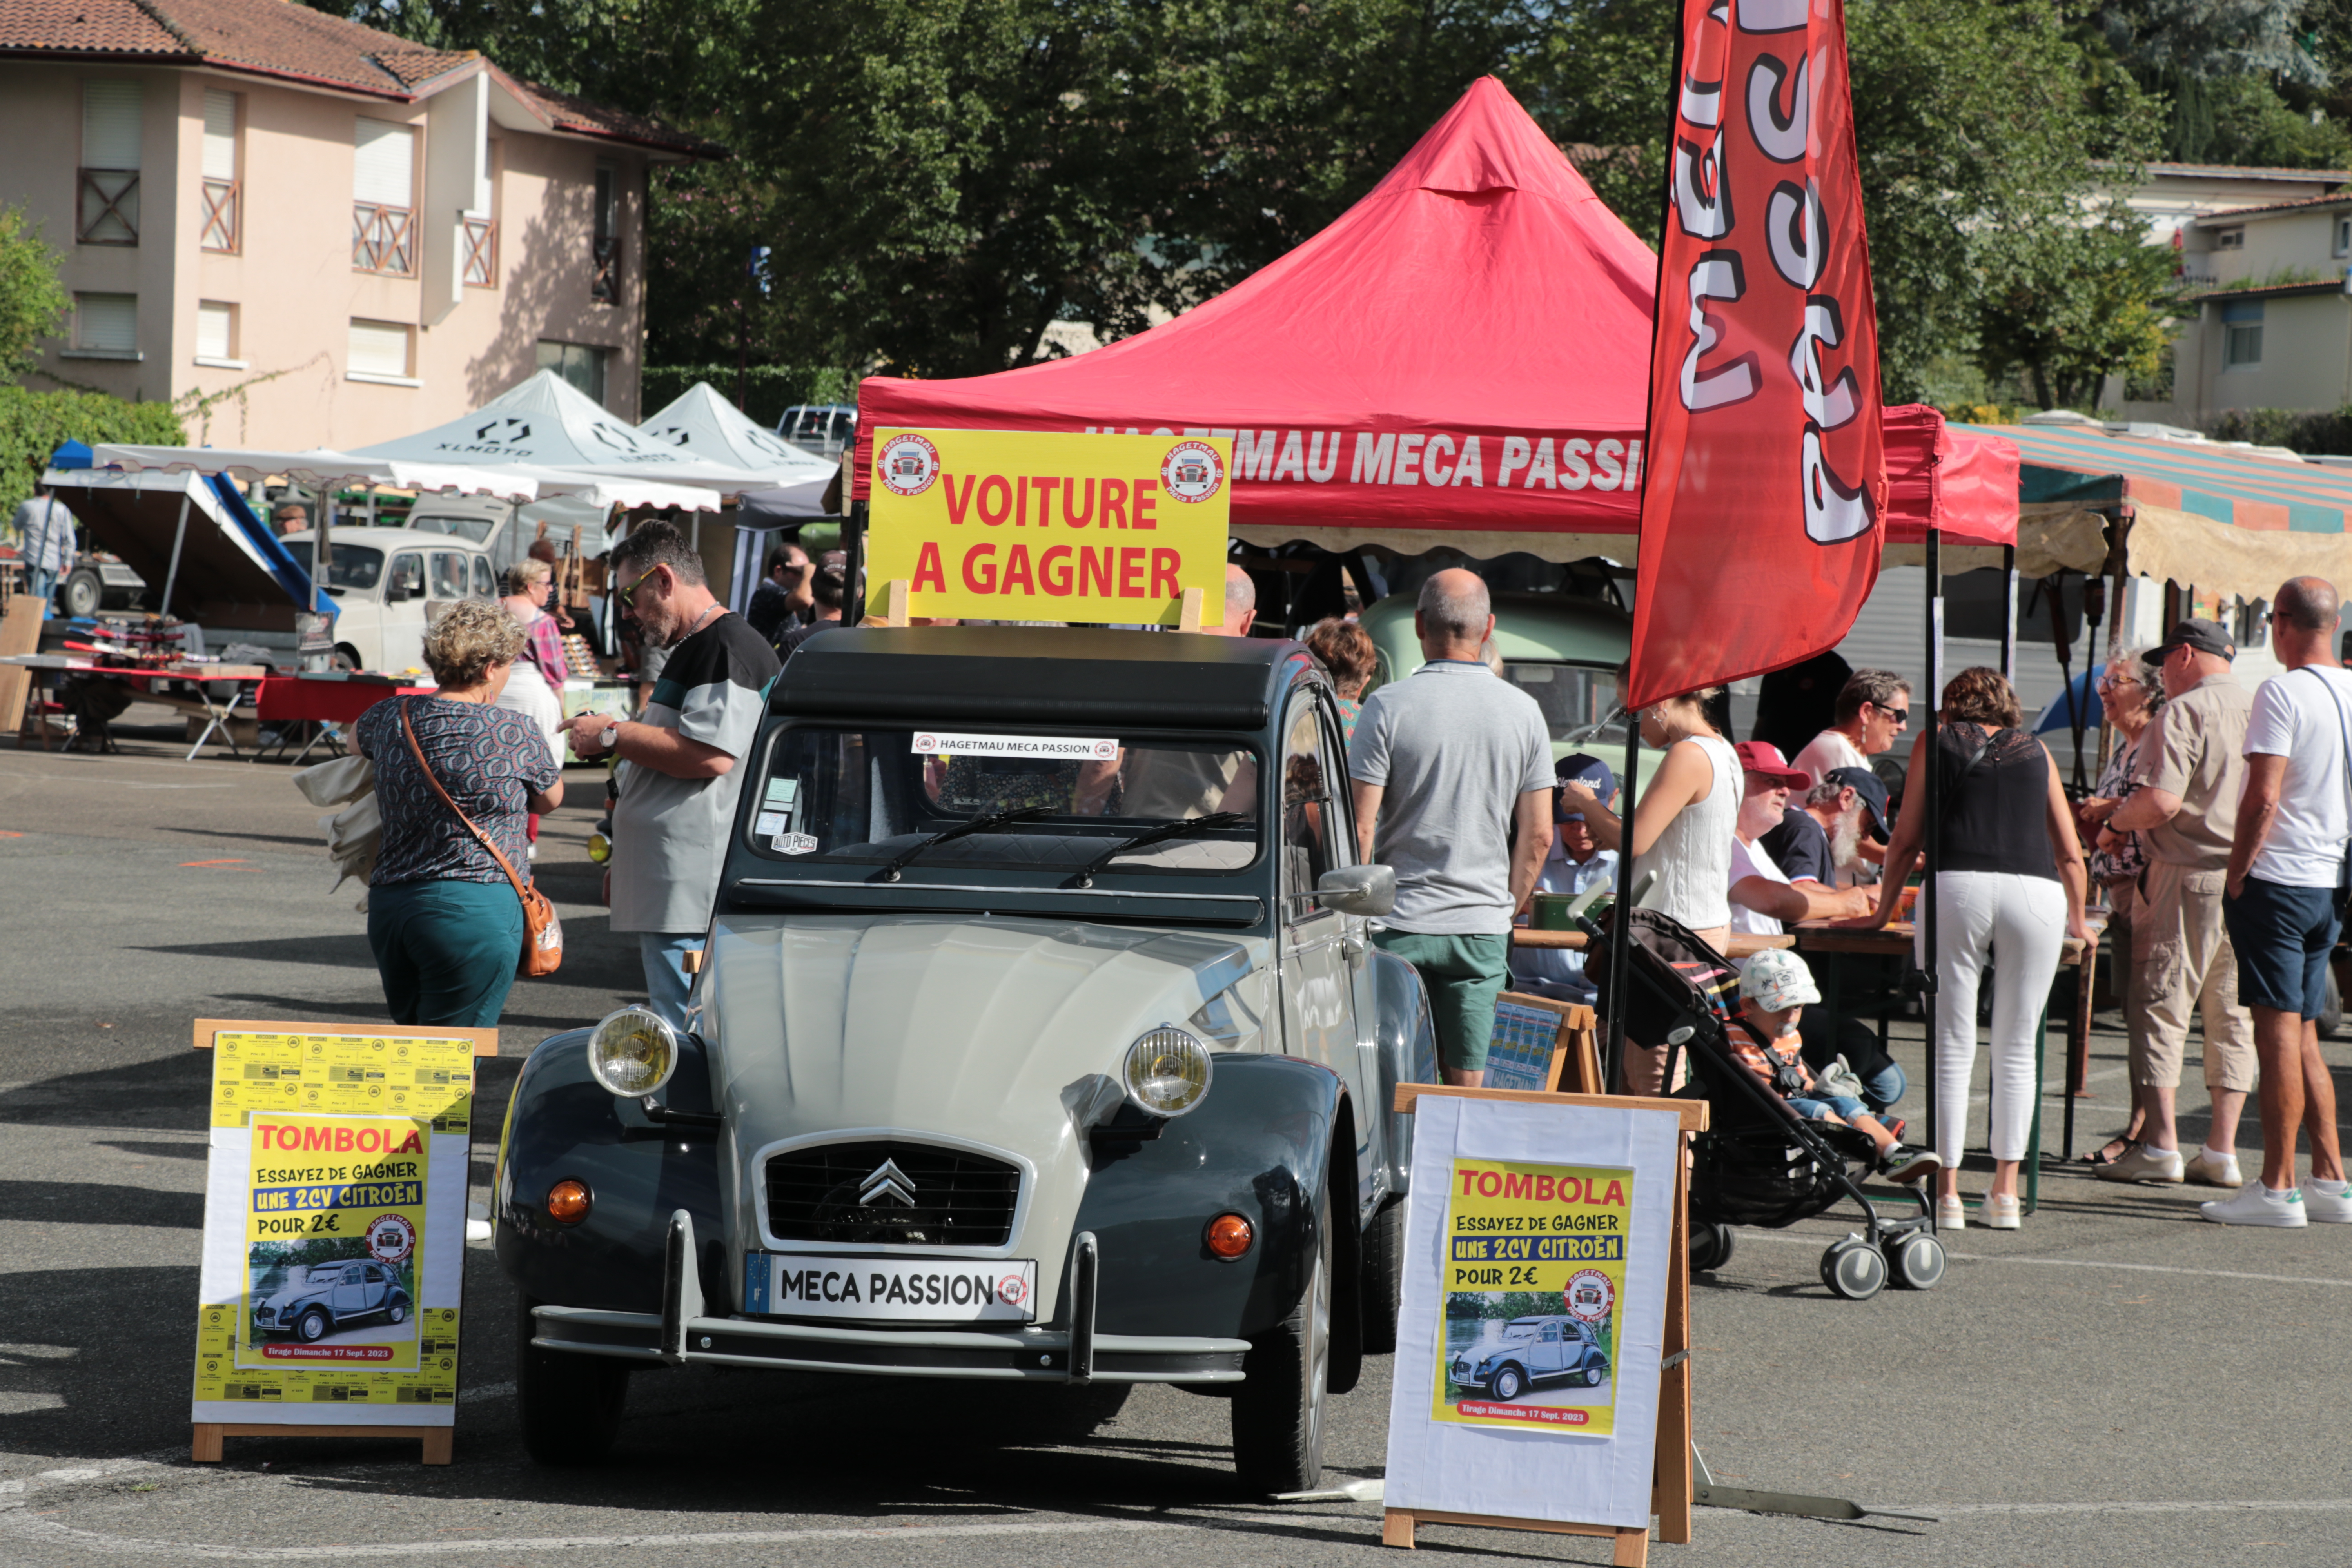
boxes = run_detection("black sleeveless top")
[1934,722,2057,881]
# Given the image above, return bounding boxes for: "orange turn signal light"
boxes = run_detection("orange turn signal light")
[545,1179,592,1224]
[1205,1212,1254,1258]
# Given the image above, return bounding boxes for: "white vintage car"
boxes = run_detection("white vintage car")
[279,527,499,674]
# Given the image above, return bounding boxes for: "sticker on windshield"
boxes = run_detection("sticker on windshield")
[763,778,799,806]
[910,732,1118,762]
[771,832,819,855]
[754,811,790,837]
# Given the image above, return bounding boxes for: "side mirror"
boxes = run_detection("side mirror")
[1316,863,1396,918]
[386,582,410,603]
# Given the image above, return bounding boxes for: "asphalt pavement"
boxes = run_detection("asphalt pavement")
[9,713,2352,1566]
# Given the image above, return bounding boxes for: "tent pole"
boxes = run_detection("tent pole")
[845,499,867,626]
[1605,703,1642,1095]
[1922,527,1944,1178]
[159,490,191,620]
[2000,544,2017,680]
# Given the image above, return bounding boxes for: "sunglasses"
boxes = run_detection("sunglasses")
[623,563,665,600]
[2096,674,2143,691]
[1873,704,1909,725]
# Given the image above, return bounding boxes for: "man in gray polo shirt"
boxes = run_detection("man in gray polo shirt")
[1348,570,1554,1085]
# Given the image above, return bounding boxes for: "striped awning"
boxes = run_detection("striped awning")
[1953,423,2352,600]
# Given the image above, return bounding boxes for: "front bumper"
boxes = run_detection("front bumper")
[529,1209,1248,1386]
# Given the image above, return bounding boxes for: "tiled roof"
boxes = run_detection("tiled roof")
[0,0,718,154]
[2187,279,2345,303]
[2194,190,2352,223]
[2143,161,2352,181]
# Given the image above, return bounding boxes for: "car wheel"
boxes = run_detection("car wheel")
[297,1309,329,1343]
[1231,1186,1330,1495]
[385,1298,408,1325]
[1584,1363,1605,1387]
[60,568,103,620]
[517,1297,629,1466]
[1358,1196,1406,1356]
[1491,1364,1524,1401]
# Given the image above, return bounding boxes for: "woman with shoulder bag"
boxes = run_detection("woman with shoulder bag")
[1838,668,2092,1231]
[356,600,564,1027]
[2076,646,2164,1165]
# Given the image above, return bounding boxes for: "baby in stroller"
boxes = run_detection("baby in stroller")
[1733,949,1940,1185]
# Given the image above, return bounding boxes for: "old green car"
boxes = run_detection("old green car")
[496,626,1440,1495]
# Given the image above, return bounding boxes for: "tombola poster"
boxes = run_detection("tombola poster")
[192,1027,481,1426]
[1432,1158,1631,1436]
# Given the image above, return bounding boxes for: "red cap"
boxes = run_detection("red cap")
[1734,741,1811,790]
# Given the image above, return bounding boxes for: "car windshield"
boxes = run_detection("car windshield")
[1501,661,1623,746]
[747,725,1261,878]
[283,542,385,593]
[410,513,495,544]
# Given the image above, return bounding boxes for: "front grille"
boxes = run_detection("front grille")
[764,1140,1020,1247]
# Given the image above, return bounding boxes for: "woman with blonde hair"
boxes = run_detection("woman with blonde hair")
[1839,667,2091,1230]
[1558,682,1741,1092]
[2078,645,2164,1166]
[356,601,563,1027]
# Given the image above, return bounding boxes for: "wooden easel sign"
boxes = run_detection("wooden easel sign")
[1381,1089,1692,1564]
[188,1019,495,1465]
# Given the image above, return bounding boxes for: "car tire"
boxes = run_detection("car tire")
[297,1309,329,1343]
[386,1298,408,1325]
[1231,1187,1330,1495]
[517,1296,629,1466]
[60,568,103,620]
[1584,1363,1605,1387]
[1358,1196,1406,1356]
[1490,1364,1525,1401]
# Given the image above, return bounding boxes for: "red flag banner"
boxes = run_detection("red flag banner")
[1625,0,1887,709]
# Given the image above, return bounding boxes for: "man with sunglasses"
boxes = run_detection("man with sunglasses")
[1790,669,1911,793]
[559,523,781,1026]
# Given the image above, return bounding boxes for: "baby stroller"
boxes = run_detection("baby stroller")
[1587,906,1945,1301]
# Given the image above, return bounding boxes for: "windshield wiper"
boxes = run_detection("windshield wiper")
[1069,811,1251,888]
[874,804,1053,882]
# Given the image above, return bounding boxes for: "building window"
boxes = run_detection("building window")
[537,340,609,405]
[348,318,413,380]
[79,80,142,245]
[591,160,619,303]
[463,214,497,287]
[352,119,417,275]
[201,89,240,252]
[2337,217,2352,259]
[195,301,239,365]
[2223,299,2263,368]
[74,292,138,355]
[2214,226,2245,250]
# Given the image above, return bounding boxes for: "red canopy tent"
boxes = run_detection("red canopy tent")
[854,77,2016,555]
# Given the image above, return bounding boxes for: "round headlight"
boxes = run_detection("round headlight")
[586,1007,677,1098]
[1122,1026,1213,1117]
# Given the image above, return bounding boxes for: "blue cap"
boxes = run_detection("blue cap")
[1555,753,1616,820]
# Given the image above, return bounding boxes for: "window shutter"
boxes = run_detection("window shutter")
[196,302,232,360]
[77,293,138,352]
[348,318,410,377]
[203,91,236,181]
[82,81,142,169]
[353,120,414,207]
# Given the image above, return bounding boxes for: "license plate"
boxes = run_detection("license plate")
[742,1254,1037,1323]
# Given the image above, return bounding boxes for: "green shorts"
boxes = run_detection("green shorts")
[1370,928,1511,1074]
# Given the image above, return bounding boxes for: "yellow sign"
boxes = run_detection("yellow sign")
[865,428,1232,626]
[193,1032,474,1416]
[1432,1158,1631,1437]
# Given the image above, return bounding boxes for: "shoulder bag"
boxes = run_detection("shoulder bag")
[400,699,563,976]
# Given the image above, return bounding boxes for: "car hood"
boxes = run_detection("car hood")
[260,1287,318,1310]
[702,911,1273,1316]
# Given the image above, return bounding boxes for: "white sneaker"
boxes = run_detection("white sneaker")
[2302,1183,2352,1224]
[2201,1181,2308,1228]
[1936,1196,1965,1232]
[2095,1144,2185,1184]
[2185,1149,2243,1189]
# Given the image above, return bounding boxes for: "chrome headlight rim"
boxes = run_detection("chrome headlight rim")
[585,1005,679,1098]
[1121,1024,1214,1118]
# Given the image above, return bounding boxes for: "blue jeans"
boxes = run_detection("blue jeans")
[1789,1094,1871,1125]
[638,932,702,1029]
[1858,1060,1906,1115]
[368,878,523,1027]
[26,567,56,618]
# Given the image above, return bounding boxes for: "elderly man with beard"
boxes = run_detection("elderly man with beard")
[1765,765,1891,890]
[559,523,782,1027]
[1726,745,1876,951]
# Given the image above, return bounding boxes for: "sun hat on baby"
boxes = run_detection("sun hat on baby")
[1739,947,1821,1011]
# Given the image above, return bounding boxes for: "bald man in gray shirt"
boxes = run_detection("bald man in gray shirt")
[1348,570,1555,1085]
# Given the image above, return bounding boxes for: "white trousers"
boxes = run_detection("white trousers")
[1920,871,2067,1166]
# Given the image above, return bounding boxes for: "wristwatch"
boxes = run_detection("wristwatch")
[596,724,620,754]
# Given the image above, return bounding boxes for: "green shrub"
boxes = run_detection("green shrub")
[2207,407,2352,455]
[0,386,185,523]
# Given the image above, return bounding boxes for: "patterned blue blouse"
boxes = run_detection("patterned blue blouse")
[356,696,559,887]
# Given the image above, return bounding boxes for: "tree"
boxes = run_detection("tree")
[1973,212,2178,408]
[0,203,69,379]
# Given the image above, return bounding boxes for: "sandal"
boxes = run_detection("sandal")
[2085,1135,2137,1168]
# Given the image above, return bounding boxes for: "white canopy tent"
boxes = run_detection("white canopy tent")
[639,382,835,512]
[83,446,548,501]
[352,370,784,494]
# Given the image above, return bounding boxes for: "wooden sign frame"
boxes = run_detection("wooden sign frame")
[1488,994,1603,1096]
[1382,1085,1702,1565]
[190,1019,497,1465]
